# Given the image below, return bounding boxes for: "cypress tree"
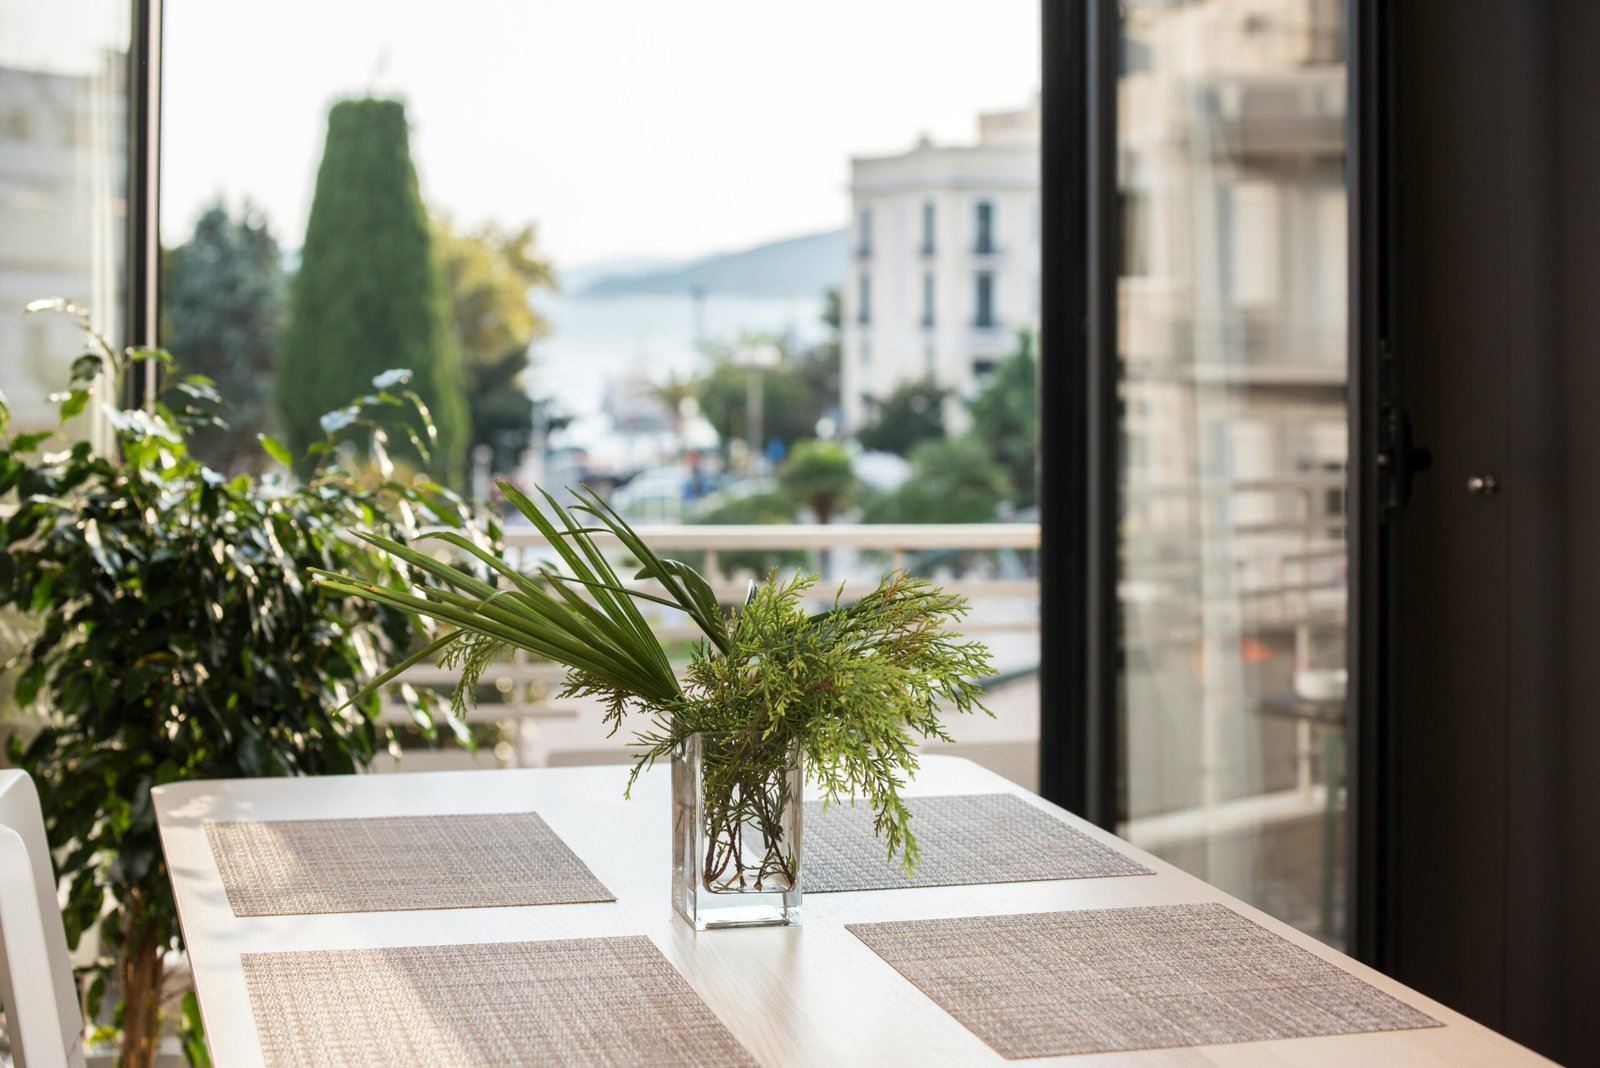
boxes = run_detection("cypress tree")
[279,98,467,480]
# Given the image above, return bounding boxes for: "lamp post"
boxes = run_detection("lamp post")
[731,343,781,474]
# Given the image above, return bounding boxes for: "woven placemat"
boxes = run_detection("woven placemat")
[205,812,614,916]
[242,935,755,1068]
[804,793,1151,892]
[848,903,1439,1058]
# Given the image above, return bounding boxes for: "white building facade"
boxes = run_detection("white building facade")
[841,104,1039,434]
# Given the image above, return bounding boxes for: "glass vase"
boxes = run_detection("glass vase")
[672,731,803,929]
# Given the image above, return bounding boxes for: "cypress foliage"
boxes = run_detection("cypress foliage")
[279,98,467,480]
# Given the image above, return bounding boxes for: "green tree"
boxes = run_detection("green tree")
[161,202,286,472]
[695,355,818,455]
[857,378,949,456]
[864,436,1007,524]
[432,215,556,473]
[279,98,468,481]
[968,330,1039,508]
[777,440,859,524]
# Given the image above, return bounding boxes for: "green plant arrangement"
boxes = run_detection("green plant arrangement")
[317,483,994,928]
[0,302,482,1068]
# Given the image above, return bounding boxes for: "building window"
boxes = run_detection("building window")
[973,271,996,327]
[921,200,936,255]
[856,206,872,258]
[857,273,871,324]
[974,199,995,254]
[973,358,998,377]
[921,271,935,327]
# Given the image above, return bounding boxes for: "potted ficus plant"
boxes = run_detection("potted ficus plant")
[316,484,994,929]
[0,302,482,1066]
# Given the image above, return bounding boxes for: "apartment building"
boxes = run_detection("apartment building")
[841,102,1039,433]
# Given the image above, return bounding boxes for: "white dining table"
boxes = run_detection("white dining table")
[153,756,1548,1067]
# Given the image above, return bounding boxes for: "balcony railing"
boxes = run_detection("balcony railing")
[381,523,1041,769]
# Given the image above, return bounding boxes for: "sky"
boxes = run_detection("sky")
[159,0,1040,269]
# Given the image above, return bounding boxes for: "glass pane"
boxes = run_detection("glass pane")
[161,3,1041,785]
[1115,0,1349,945]
[0,0,131,445]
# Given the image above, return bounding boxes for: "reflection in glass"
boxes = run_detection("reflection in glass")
[0,0,130,444]
[1115,0,1349,945]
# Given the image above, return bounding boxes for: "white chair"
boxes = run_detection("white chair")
[0,770,85,1068]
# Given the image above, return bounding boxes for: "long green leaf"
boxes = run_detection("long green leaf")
[337,630,459,712]
[506,483,670,679]
[313,574,667,697]
[573,487,731,655]
[419,523,672,692]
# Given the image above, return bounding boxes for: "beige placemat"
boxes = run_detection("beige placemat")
[205,812,614,916]
[804,793,1151,892]
[242,935,756,1068]
[847,903,1440,1059]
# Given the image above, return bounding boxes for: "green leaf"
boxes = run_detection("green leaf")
[258,434,293,467]
[638,558,722,631]
[126,346,174,365]
[11,429,51,452]
[14,661,45,706]
[57,389,90,419]
[70,353,104,381]
[181,991,212,1067]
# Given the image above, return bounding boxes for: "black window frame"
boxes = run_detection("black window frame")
[1039,0,1394,967]
[124,0,162,408]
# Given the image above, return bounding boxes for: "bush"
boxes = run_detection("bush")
[0,303,483,1068]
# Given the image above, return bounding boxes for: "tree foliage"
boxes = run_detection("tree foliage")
[431,215,556,474]
[279,98,468,482]
[967,330,1039,509]
[864,436,1008,524]
[0,303,482,1068]
[695,352,819,454]
[777,440,859,524]
[161,202,286,473]
[857,377,950,457]
[694,296,842,455]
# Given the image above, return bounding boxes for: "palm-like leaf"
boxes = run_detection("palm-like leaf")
[316,482,729,713]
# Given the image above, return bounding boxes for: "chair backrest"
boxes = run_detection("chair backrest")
[0,770,85,1068]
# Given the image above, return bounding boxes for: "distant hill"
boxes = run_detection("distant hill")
[575,229,846,300]
[556,257,676,293]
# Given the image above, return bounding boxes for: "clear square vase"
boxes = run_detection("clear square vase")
[672,731,803,929]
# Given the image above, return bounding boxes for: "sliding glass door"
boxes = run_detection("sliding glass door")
[1111,0,1350,946]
